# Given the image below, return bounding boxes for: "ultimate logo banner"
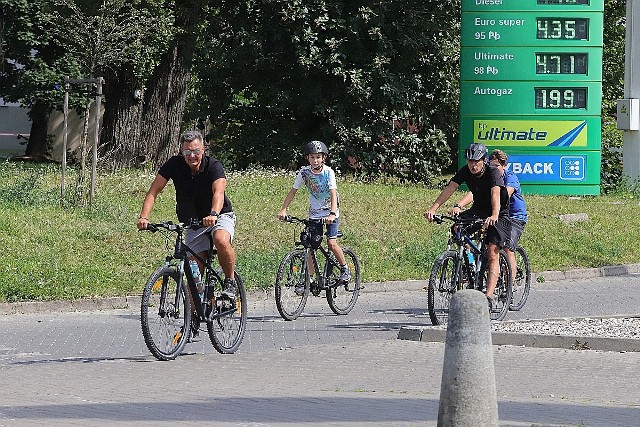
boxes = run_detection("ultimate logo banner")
[473,119,587,147]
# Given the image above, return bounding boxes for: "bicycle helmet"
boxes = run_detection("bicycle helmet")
[465,143,488,161]
[304,140,329,156]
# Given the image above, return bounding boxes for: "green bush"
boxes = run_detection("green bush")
[600,116,624,194]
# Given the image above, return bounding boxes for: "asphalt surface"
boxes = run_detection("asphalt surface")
[1,265,639,426]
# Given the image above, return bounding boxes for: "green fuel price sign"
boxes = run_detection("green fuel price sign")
[460,0,603,195]
[460,47,602,81]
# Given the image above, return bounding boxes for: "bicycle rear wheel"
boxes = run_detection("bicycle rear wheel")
[428,250,460,326]
[480,250,512,321]
[509,246,531,311]
[141,266,191,361]
[326,247,361,315]
[275,249,309,320]
[208,271,247,354]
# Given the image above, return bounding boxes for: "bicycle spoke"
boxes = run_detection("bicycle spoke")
[509,246,531,311]
[428,251,458,326]
[326,248,361,315]
[141,267,190,361]
[208,272,247,354]
[275,249,308,320]
[488,251,511,321]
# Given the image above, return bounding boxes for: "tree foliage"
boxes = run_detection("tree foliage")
[0,0,174,165]
[601,0,626,192]
[0,0,630,188]
[190,0,459,183]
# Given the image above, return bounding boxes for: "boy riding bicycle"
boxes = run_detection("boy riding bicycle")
[278,140,351,286]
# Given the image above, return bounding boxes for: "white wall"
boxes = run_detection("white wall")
[0,99,30,158]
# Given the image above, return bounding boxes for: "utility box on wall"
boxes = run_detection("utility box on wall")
[617,99,640,130]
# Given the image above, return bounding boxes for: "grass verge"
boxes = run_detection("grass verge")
[1,161,639,302]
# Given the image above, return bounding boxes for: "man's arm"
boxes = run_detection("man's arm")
[452,191,474,215]
[136,174,168,229]
[484,185,501,227]
[424,181,459,221]
[204,177,227,226]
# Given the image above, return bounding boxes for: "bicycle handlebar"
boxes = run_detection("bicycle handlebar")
[282,215,325,224]
[432,214,484,226]
[141,219,206,233]
[282,215,307,224]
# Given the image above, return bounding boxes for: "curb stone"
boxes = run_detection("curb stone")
[397,325,640,353]
[3,263,640,316]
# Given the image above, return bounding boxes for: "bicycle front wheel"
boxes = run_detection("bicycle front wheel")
[481,250,512,321]
[428,250,460,326]
[141,266,191,361]
[326,247,361,315]
[275,249,309,320]
[208,271,247,354]
[509,246,531,311]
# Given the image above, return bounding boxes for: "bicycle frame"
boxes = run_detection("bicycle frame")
[285,215,344,293]
[301,245,341,292]
[158,223,231,323]
[446,218,485,291]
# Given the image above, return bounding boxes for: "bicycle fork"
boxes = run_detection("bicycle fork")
[305,248,323,294]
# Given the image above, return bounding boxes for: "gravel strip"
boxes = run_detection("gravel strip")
[492,317,640,339]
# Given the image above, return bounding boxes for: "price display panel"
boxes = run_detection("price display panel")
[535,87,587,109]
[464,0,601,11]
[459,81,601,115]
[537,0,590,5]
[460,0,603,195]
[536,17,588,40]
[536,52,587,74]
[461,12,602,47]
[460,47,601,81]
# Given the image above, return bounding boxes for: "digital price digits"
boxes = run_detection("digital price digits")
[537,18,588,40]
[535,87,587,109]
[536,53,587,74]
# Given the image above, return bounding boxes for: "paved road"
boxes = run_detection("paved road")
[1,272,639,426]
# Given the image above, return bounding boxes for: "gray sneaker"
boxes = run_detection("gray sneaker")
[222,277,237,299]
[338,265,351,283]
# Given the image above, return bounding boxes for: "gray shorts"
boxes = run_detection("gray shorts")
[486,217,511,249]
[185,212,236,254]
[505,219,526,251]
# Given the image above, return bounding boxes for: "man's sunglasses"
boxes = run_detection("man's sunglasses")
[182,148,202,156]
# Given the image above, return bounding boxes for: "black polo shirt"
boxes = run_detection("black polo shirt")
[158,155,233,223]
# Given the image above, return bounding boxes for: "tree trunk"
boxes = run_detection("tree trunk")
[100,62,144,169]
[140,2,204,169]
[24,101,51,160]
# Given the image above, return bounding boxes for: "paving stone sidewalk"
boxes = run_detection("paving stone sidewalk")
[1,267,639,426]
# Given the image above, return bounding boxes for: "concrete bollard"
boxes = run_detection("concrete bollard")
[437,289,499,427]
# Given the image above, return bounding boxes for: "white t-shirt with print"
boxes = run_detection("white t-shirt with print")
[293,165,339,219]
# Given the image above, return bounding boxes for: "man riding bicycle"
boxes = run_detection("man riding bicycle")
[136,130,238,301]
[424,142,510,309]
[452,149,528,291]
